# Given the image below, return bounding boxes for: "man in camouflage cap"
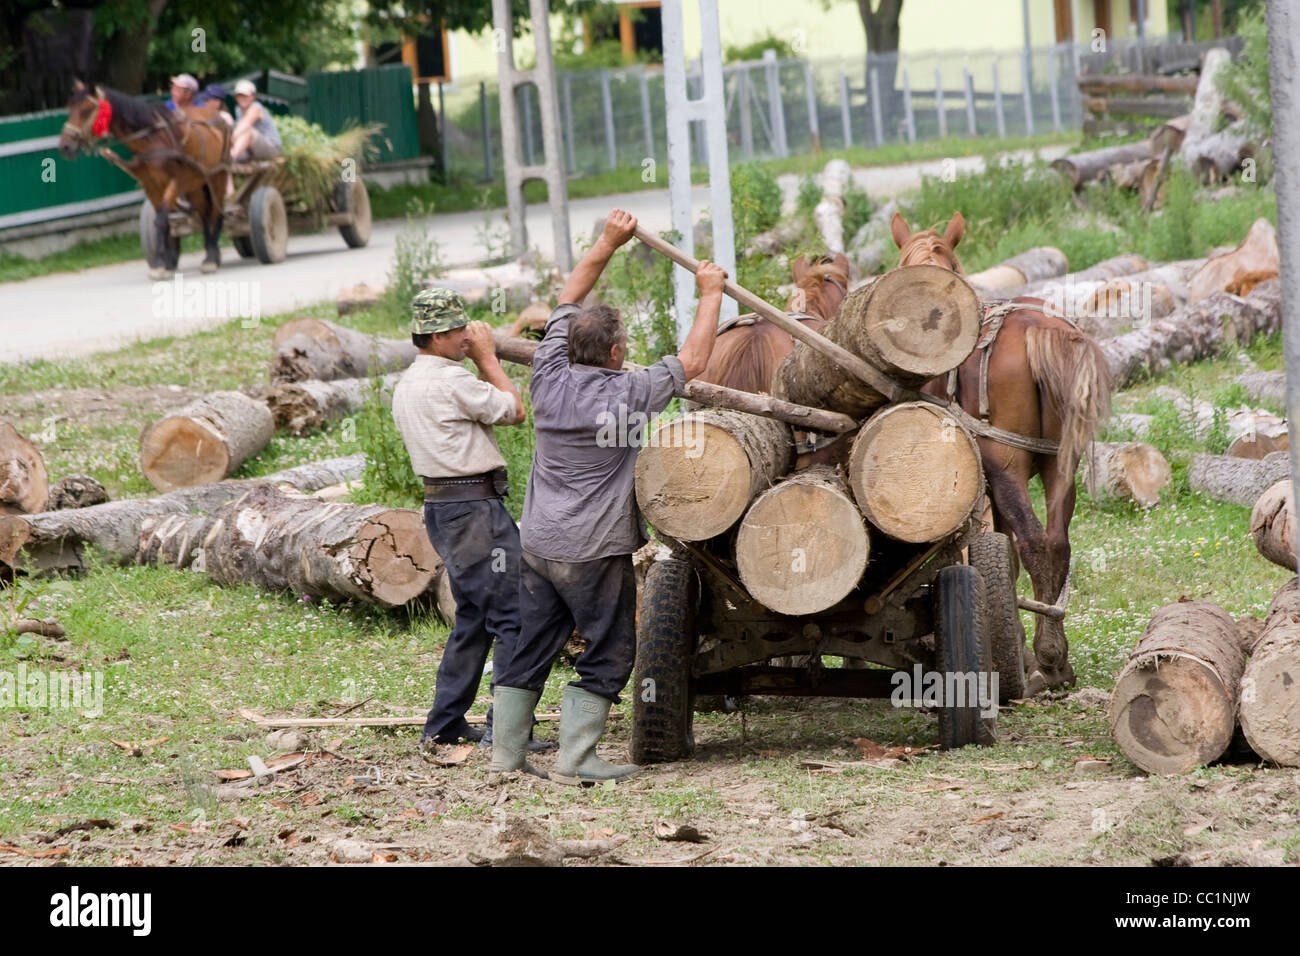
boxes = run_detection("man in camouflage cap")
[392,288,530,751]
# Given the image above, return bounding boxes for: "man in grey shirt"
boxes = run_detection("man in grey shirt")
[491,209,726,783]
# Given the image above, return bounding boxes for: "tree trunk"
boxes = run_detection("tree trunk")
[1051,142,1155,188]
[964,247,1068,294]
[139,483,438,609]
[492,333,857,434]
[1082,441,1171,508]
[735,464,870,616]
[1187,218,1279,303]
[1251,480,1297,571]
[1101,281,1281,388]
[47,475,109,511]
[1108,600,1248,774]
[1180,47,1233,171]
[271,318,417,383]
[1187,451,1291,507]
[635,410,793,542]
[773,264,981,418]
[848,402,983,542]
[1187,122,1254,183]
[265,373,401,436]
[1010,253,1152,298]
[813,159,851,253]
[139,391,275,492]
[0,456,365,577]
[1236,370,1286,407]
[0,422,49,515]
[99,0,169,94]
[1238,579,1300,766]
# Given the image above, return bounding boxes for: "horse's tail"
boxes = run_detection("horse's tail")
[1025,325,1111,478]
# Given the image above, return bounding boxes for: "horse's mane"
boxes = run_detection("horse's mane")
[100,87,175,134]
[790,257,849,319]
[899,231,964,274]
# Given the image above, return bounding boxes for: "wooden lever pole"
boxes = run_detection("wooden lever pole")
[632,225,911,402]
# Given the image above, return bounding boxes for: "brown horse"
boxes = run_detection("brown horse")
[894,212,1111,694]
[696,252,850,394]
[58,81,231,279]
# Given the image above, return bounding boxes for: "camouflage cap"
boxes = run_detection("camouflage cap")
[410,288,470,334]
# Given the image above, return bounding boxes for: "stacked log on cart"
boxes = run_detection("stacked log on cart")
[634,260,986,618]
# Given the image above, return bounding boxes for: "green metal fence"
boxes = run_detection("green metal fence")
[307,64,420,165]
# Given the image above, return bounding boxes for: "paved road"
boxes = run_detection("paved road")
[0,146,1066,365]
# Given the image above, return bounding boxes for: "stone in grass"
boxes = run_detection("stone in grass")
[265,729,312,752]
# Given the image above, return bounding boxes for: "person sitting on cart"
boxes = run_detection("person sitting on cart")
[230,79,281,163]
[166,74,231,122]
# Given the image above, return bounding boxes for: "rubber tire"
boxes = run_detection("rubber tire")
[335,178,372,248]
[969,532,1027,703]
[935,564,997,749]
[248,185,288,264]
[139,200,179,267]
[631,557,697,764]
[231,235,256,259]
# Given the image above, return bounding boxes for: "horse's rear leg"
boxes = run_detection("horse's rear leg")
[1033,461,1080,691]
[985,466,1067,694]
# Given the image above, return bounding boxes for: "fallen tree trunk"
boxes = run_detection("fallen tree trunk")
[1238,579,1300,766]
[1250,480,1297,571]
[1051,142,1155,188]
[773,265,981,418]
[734,464,870,616]
[1082,441,1171,507]
[1179,47,1233,174]
[1101,281,1281,388]
[847,402,983,542]
[0,422,49,515]
[493,333,856,434]
[1108,600,1248,774]
[139,391,275,492]
[1188,451,1290,507]
[265,373,401,436]
[139,483,438,609]
[635,410,792,541]
[813,159,850,253]
[1187,218,1279,304]
[1011,254,1151,299]
[271,318,417,383]
[964,246,1068,293]
[1236,370,1286,407]
[0,455,365,577]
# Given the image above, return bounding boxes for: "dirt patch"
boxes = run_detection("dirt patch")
[6,384,200,434]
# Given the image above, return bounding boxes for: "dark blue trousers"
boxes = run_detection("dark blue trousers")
[420,497,521,742]
[493,550,637,704]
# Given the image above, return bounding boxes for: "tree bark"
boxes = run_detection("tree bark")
[1238,579,1300,766]
[1180,47,1233,171]
[1251,480,1297,571]
[139,391,275,492]
[635,410,793,542]
[964,247,1068,294]
[265,373,401,436]
[1101,281,1281,388]
[848,402,983,542]
[1009,253,1152,298]
[0,422,49,515]
[735,464,870,616]
[271,318,417,383]
[1051,142,1155,188]
[1187,218,1279,303]
[1108,600,1248,774]
[1188,451,1290,507]
[1082,441,1171,508]
[138,483,438,609]
[773,264,981,418]
[1236,370,1286,407]
[813,159,852,253]
[0,456,365,577]
[100,0,169,94]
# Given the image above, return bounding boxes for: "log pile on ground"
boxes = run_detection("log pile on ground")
[963,247,1067,295]
[1251,480,1296,572]
[1188,451,1290,507]
[265,373,401,436]
[1082,441,1171,507]
[1238,579,1300,767]
[139,391,275,491]
[271,317,416,383]
[0,422,49,515]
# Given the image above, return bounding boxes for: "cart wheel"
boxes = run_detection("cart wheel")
[969,532,1027,703]
[631,557,698,764]
[335,178,372,248]
[138,200,179,266]
[248,186,288,264]
[231,235,256,259]
[935,564,998,749]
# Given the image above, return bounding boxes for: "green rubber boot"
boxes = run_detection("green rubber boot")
[550,686,639,786]
[488,686,546,779]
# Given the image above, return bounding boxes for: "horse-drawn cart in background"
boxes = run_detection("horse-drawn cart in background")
[139,157,372,266]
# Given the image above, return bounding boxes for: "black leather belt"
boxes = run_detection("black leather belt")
[421,469,508,503]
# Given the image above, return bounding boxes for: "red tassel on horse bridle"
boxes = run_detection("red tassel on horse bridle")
[91,98,112,138]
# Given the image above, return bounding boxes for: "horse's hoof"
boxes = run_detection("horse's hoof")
[148,267,172,281]
[200,261,217,274]
[1025,663,1076,697]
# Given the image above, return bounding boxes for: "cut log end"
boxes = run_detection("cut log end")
[1109,654,1236,775]
[857,265,981,378]
[0,422,50,515]
[352,510,442,608]
[139,417,232,491]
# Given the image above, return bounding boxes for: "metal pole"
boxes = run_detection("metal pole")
[803,60,820,150]
[870,66,884,147]
[479,81,493,180]
[963,67,977,136]
[1136,0,1146,41]
[1020,48,1035,135]
[563,73,576,174]
[839,70,852,148]
[437,80,450,178]
[935,68,946,138]
[993,58,1007,139]
[902,68,915,142]
[739,68,754,159]
[763,49,788,158]
[601,68,617,170]
[639,67,654,159]
[1265,0,1300,570]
